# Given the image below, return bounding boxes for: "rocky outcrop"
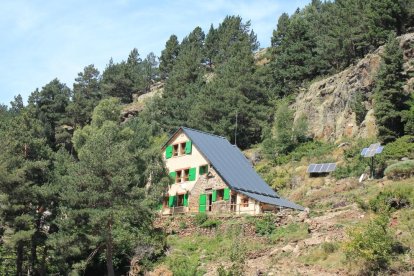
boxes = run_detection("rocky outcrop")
[293,33,414,142]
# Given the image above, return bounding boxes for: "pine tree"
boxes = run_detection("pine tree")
[159,35,180,79]
[101,48,145,103]
[155,27,206,132]
[27,79,71,150]
[0,110,53,275]
[142,52,159,92]
[374,33,408,143]
[67,64,102,128]
[189,17,267,148]
[51,98,156,274]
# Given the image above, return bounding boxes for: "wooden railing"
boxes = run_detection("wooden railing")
[161,201,274,216]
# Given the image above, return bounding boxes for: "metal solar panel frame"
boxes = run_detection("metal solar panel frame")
[307,163,337,173]
[362,143,382,158]
[327,163,336,172]
[361,148,369,156]
[376,146,384,154]
[307,164,316,173]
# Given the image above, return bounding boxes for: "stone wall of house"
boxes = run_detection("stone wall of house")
[188,167,228,212]
[188,167,265,215]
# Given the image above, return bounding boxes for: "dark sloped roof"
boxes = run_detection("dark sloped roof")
[241,191,304,211]
[175,127,304,211]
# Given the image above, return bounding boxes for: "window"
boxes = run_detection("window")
[177,194,184,206]
[216,189,224,201]
[172,144,179,157]
[175,170,182,183]
[179,142,186,155]
[183,169,190,181]
[242,197,249,207]
[199,165,208,175]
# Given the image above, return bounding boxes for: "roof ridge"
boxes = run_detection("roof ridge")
[181,126,228,140]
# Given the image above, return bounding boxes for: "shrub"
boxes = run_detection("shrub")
[167,254,202,276]
[254,214,276,236]
[194,213,208,226]
[321,242,339,254]
[179,221,187,230]
[270,223,309,243]
[344,215,397,271]
[369,183,412,212]
[384,160,414,179]
[380,135,414,160]
[200,219,221,229]
[289,141,335,162]
[332,161,368,179]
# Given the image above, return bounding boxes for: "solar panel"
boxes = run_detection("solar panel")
[361,148,368,156]
[361,143,383,158]
[307,164,316,173]
[327,163,337,172]
[376,146,384,154]
[307,163,337,173]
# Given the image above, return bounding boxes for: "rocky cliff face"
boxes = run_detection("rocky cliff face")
[293,33,414,142]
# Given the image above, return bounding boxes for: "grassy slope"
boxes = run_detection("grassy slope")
[150,139,414,275]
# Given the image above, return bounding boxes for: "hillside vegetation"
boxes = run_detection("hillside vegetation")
[0,0,414,275]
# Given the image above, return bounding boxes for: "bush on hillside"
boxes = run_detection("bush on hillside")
[254,214,276,236]
[200,219,221,229]
[369,182,412,212]
[194,213,208,226]
[344,215,398,272]
[384,160,414,179]
[380,136,414,160]
[332,161,368,179]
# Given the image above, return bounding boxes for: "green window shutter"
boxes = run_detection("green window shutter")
[168,195,176,207]
[223,188,230,201]
[185,141,192,154]
[212,190,217,202]
[199,194,206,212]
[188,167,196,181]
[199,165,208,175]
[166,145,173,159]
[184,193,189,207]
[169,171,176,182]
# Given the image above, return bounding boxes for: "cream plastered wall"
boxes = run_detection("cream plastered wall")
[164,131,209,194]
[236,193,261,215]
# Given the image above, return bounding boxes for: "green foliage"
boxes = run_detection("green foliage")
[269,223,309,244]
[200,219,221,229]
[344,214,398,271]
[0,110,53,275]
[167,254,203,276]
[66,64,102,128]
[321,242,339,254]
[27,78,71,150]
[332,161,368,180]
[179,221,187,230]
[374,33,408,143]
[379,135,414,161]
[262,101,308,159]
[194,213,208,226]
[289,140,334,162]
[51,99,162,275]
[384,160,414,179]
[254,215,276,236]
[369,182,413,212]
[351,92,367,125]
[101,48,148,103]
[159,35,180,79]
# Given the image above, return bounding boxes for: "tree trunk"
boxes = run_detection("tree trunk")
[39,246,47,276]
[16,242,23,276]
[106,220,115,276]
